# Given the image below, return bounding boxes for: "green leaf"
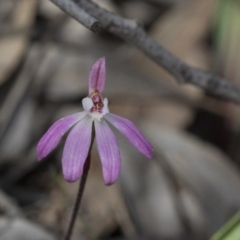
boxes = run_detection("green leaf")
[211,212,240,240]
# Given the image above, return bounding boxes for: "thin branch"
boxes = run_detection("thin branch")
[52,0,240,104]
[50,0,100,32]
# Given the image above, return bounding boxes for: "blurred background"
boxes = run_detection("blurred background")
[0,0,240,239]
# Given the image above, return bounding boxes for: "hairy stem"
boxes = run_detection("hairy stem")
[64,127,95,240]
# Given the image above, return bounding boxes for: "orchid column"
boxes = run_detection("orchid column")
[37,57,153,239]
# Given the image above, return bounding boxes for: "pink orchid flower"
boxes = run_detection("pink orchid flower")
[37,57,153,185]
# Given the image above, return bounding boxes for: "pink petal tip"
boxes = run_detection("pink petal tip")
[104,113,153,159]
[37,112,86,161]
[89,57,106,94]
[95,119,121,186]
[62,116,92,183]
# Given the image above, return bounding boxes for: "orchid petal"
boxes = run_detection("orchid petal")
[104,113,153,158]
[62,116,93,183]
[37,112,86,161]
[95,119,121,186]
[102,98,109,115]
[89,57,105,94]
[82,97,93,112]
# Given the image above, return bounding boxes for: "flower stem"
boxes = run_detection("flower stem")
[64,128,95,240]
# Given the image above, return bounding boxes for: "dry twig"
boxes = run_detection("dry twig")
[50,0,100,32]
[50,0,240,104]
